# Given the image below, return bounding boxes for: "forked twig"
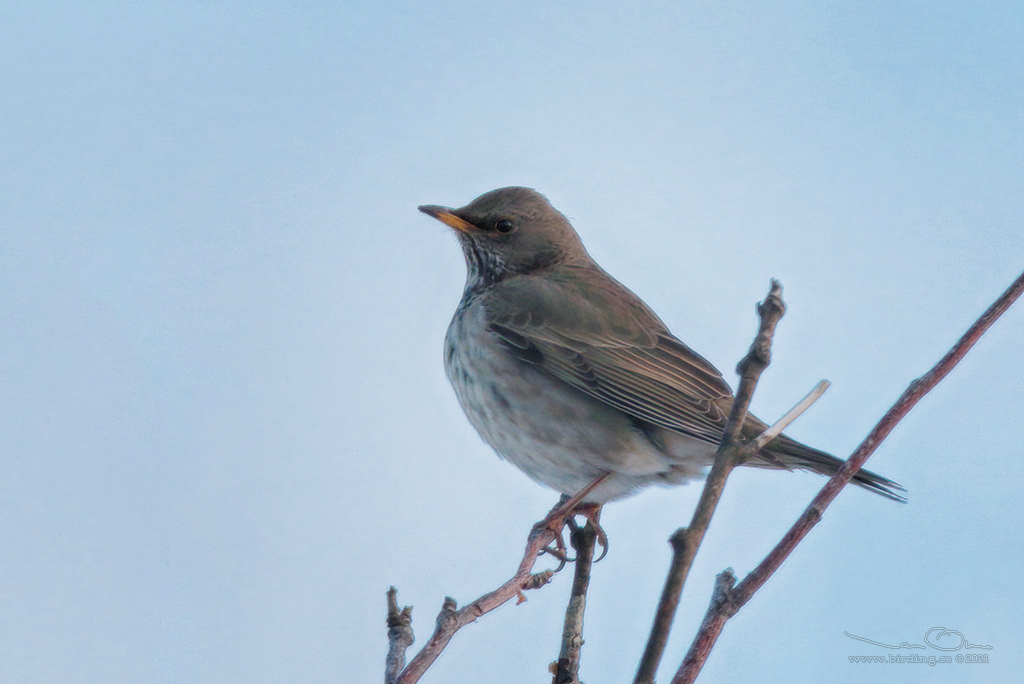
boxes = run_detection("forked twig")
[386,587,414,684]
[671,268,1024,683]
[389,475,611,684]
[389,527,558,684]
[635,279,791,683]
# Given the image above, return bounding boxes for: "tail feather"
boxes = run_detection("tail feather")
[758,434,907,503]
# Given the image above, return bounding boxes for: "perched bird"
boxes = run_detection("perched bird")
[420,187,905,504]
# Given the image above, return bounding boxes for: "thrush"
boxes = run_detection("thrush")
[420,187,905,504]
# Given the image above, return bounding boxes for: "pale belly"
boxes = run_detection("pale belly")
[444,305,713,502]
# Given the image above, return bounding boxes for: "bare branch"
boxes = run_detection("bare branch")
[634,280,786,684]
[632,526,691,684]
[727,278,787,447]
[392,528,556,684]
[672,569,737,683]
[386,587,414,684]
[552,514,600,684]
[672,268,1024,683]
[392,475,611,684]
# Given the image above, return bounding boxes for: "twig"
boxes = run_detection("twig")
[552,514,600,684]
[674,569,737,678]
[386,587,414,684]
[633,280,787,684]
[392,475,610,684]
[671,268,1024,684]
[727,279,788,446]
[392,527,557,684]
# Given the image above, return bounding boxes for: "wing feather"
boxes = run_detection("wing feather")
[483,269,734,444]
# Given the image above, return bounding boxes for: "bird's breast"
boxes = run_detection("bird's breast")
[442,299,699,500]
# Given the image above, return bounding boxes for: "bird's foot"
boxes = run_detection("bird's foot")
[570,503,609,562]
[535,474,611,566]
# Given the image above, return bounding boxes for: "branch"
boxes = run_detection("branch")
[552,514,600,684]
[672,268,1024,684]
[391,475,610,684]
[391,528,556,684]
[634,279,787,684]
[386,587,414,684]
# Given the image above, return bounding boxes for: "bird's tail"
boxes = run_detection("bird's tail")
[757,434,907,503]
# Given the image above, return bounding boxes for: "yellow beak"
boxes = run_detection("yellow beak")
[418,205,475,234]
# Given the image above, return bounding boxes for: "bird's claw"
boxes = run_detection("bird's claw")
[538,544,574,571]
[566,502,609,563]
[594,531,609,563]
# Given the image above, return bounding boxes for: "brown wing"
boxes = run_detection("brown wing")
[483,266,733,444]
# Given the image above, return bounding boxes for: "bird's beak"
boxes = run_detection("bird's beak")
[418,204,475,234]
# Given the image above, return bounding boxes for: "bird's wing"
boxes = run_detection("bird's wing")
[483,266,734,444]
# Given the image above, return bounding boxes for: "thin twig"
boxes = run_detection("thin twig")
[393,474,610,684]
[674,569,737,679]
[552,514,600,684]
[386,587,414,684]
[727,279,787,446]
[672,268,1024,684]
[633,376,829,683]
[632,526,690,684]
[392,525,557,684]
[633,280,787,684]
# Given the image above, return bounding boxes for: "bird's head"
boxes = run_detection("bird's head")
[419,187,588,285]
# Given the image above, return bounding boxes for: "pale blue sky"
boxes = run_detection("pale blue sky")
[2,2,1022,683]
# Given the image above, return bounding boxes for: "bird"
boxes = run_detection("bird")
[419,187,905,505]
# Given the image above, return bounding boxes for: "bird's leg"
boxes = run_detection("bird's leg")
[536,473,610,566]
[537,495,576,568]
[545,473,610,523]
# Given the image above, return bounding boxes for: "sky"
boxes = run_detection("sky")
[1,2,1022,683]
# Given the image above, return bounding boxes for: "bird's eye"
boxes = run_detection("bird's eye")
[495,219,515,234]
